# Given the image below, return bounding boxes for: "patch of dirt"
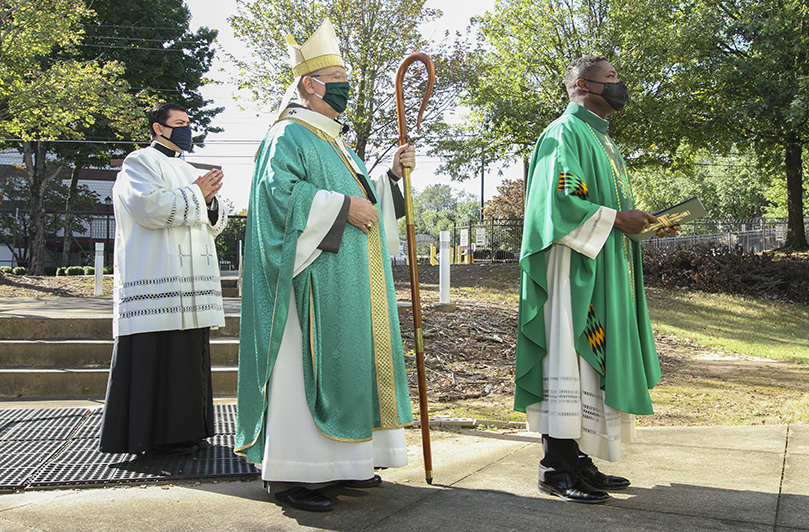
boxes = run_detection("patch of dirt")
[391,263,809,427]
[3,265,808,427]
[0,273,113,297]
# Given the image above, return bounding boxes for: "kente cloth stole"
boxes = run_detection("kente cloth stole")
[281,116,401,428]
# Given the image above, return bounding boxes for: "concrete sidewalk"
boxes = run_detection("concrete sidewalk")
[0,417,805,532]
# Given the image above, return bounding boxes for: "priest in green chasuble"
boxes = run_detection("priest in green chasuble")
[235,19,415,512]
[515,56,679,504]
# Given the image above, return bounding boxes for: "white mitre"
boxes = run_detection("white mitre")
[286,18,344,77]
[271,19,345,122]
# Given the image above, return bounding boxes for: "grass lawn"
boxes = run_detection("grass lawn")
[645,286,809,365]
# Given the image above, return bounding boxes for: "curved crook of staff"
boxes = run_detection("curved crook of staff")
[395,51,435,484]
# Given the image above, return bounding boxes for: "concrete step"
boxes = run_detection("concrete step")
[0,338,239,367]
[0,315,241,340]
[0,367,237,399]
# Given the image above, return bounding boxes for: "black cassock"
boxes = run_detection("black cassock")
[99,328,214,454]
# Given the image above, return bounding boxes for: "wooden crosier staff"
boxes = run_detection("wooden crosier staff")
[395,51,435,484]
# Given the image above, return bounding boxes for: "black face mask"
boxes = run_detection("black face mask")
[583,79,629,112]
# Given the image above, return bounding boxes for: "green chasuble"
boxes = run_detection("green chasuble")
[514,102,661,416]
[235,108,413,464]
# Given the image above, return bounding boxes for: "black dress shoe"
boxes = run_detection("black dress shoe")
[192,439,211,450]
[538,474,609,504]
[148,441,198,457]
[275,487,335,512]
[344,474,382,488]
[578,462,631,490]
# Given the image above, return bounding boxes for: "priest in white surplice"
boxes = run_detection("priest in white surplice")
[235,20,415,513]
[100,102,228,457]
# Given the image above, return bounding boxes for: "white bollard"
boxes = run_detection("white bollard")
[238,240,243,298]
[439,231,450,304]
[94,242,104,296]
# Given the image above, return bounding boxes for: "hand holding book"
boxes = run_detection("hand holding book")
[625,197,707,242]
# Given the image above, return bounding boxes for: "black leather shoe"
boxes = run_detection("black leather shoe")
[149,441,198,457]
[538,474,609,504]
[192,439,211,450]
[275,487,335,512]
[344,474,382,488]
[579,462,630,490]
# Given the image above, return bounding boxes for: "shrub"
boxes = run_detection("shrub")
[83,266,94,275]
[0,266,12,274]
[12,267,26,275]
[103,266,113,275]
[66,266,85,276]
[56,267,67,276]
[44,266,57,276]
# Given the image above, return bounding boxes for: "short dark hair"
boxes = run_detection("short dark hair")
[565,55,609,95]
[147,102,186,138]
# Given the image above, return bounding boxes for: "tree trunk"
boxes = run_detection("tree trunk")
[23,141,48,276]
[60,165,82,267]
[783,139,808,251]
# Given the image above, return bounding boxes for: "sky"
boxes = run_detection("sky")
[182,0,520,211]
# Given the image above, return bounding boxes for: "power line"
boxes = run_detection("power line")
[88,35,202,45]
[76,44,190,52]
[93,23,194,31]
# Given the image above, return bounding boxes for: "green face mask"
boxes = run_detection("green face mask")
[312,78,351,114]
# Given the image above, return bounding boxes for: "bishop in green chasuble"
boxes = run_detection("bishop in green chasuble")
[235,107,414,467]
[235,22,417,505]
[515,101,661,459]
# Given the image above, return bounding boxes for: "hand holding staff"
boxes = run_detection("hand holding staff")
[395,51,435,484]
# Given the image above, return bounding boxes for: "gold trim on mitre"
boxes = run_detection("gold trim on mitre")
[286,19,345,77]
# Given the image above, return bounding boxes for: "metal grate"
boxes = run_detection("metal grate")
[0,404,258,492]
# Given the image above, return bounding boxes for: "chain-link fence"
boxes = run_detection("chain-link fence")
[452,216,809,261]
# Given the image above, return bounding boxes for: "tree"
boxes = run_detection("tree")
[1,0,146,274]
[631,147,770,219]
[430,0,619,184]
[678,0,809,249]
[54,0,223,266]
[438,0,809,251]
[228,0,463,172]
[408,184,477,239]
[1,0,224,273]
[484,177,524,219]
[0,168,98,267]
[215,215,246,269]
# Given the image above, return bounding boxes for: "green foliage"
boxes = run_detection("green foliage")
[56,267,67,276]
[44,266,57,276]
[632,147,770,219]
[484,177,524,219]
[215,216,246,268]
[0,171,100,266]
[65,266,84,276]
[12,266,25,275]
[442,0,809,246]
[71,0,223,147]
[103,266,112,275]
[430,0,621,180]
[0,0,224,275]
[408,184,477,239]
[657,0,809,246]
[0,266,12,274]
[83,266,94,275]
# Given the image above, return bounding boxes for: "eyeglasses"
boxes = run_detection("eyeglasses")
[310,72,349,82]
